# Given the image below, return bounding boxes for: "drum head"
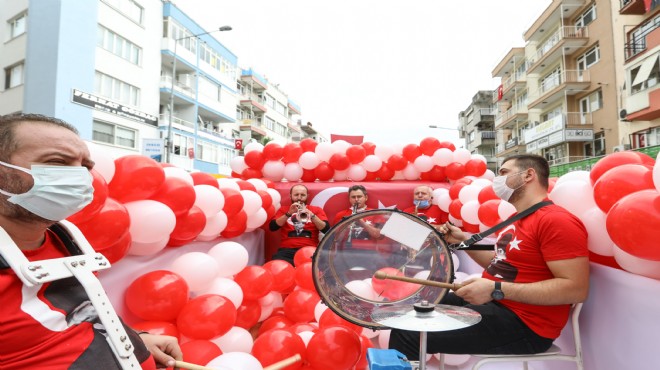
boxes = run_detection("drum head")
[313,209,454,329]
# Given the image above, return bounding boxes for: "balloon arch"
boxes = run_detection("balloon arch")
[78,137,660,369]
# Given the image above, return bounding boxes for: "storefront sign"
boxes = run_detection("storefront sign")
[72,89,158,125]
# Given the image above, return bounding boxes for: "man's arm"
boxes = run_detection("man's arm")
[438,222,494,268]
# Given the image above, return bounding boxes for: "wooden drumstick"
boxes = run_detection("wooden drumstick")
[373,271,463,291]
[263,354,303,370]
[174,360,216,370]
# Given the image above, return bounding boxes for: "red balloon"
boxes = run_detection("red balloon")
[263,260,296,293]
[478,200,502,227]
[314,162,334,181]
[68,169,108,223]
[149,177,196,217]
[236,179,257,191]
[74,198,130,249]
[301,169,317,182]
[180,340,222,367]
[462,222,481,233]
[370,267,416,300]
[252,329,306,369]
[235,299,262,329]
[464,159,487,177]
[386,154,408,171]
[177,294,236,339]
[319,309,362,334]
[168,205,207,247]
[283,288,320,323]
[244,150,265,170]
[258,315,295,337]
[282,143,303,163]
[448,182,468,200]
[234,266,274,300]
[263,143,284,160]
[448,199,464,220]
[589,151,649,185]
[605,190,660,260]
[306,326,361,370]
[265,204,276,220]
[593,164,655,213]
[257,190,273,210]
[478,185,499,203]
[241,167,263,179]
[190,172,219,188]
[294,246,316,266]
[632,151,656,166]
[346,145,367,164]
[328,153,350,171]
[419,137,441,156]
[220,188,244,217]
[294,262,315,291]
[438,141,456,151]
[360,142,376,155]
[131,321,180,339]
[288,322,318,334]
[364,171,378,182]
[125,270,189,321]
[221,210,247,238]
[377,165,394,181]
[355,334,375,370]
[402,144,422,162]
[230,171,241,179]
[108,155,165,202]
[300,138,318,153]
[445,162,466,180]
[96,231,131,263]
[427,166,447,182]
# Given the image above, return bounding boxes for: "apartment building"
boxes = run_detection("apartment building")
[491,0,628,167]
[619,0,660,148]
[458,91,497,171]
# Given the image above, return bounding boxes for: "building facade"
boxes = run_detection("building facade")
[458,91,497,171]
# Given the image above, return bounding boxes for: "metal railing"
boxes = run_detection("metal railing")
[158,114,195,128]
[565,112,593,126]
[549,145,660,177]
[530,70,590,100]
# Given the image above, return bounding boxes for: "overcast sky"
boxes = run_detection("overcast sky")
[177,0,550,148]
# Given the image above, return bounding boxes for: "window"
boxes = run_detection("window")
[264,116,275,131]
[541,67,562,92]
[168,20,196,55]
[172,134,194,157]
[199,77,221,102]
[4,63,24,89]
[9,13,27,38]
[594,131,605,156]
[264,94,276,109]
[577,45,600,70]
[102,0,143,24]
[94,71,140,106]
[274,123,287,136]
[630,55,660,94]
[93,121,137,148]
[579,90,603,116]
[276,102,287,116]
[575,4,596,28]
[97,25,141,65]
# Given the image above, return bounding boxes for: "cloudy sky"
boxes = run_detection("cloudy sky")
[177,0,550,148]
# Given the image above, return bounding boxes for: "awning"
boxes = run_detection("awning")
[632,53,659,86]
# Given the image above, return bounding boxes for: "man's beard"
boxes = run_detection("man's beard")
[0,171,51,224]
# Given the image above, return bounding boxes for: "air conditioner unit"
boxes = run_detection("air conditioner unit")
[612,145,631,152]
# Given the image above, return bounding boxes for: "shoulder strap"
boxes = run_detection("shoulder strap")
[455,200,553,250]
[0,223,83,269]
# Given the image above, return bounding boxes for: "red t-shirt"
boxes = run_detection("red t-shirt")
[332,207,373,225]
[403,204,449,226]
[0,230,155,369]
[481,203,588,339]
[274,204,329,249]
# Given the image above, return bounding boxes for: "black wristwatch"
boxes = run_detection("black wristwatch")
[491,281,504,301]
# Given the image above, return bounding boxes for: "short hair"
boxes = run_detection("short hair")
[415,185,434,194]
[348,184,367,196]
[502,154,549,189]
[0,113,79,162]
[289,184,309,196]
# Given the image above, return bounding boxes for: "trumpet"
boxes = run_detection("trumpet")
[352,202,359,215]
[296,202,311,223]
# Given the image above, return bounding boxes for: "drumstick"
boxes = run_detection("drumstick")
[263,354,303,370]
[373,271,463,291]
[174,360,216,370]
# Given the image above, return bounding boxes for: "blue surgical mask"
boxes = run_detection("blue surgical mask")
[0,160,94,221]
[414,199,430,209]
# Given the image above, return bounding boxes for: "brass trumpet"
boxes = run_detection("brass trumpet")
[296,202,311,223]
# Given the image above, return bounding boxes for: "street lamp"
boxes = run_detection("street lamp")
[428,125,460,131]
[166,25,232,163]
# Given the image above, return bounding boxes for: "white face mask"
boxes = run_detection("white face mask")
[0,160,94,221]
[492,170,525,202]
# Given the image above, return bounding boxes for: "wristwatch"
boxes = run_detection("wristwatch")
[491,281,504,301]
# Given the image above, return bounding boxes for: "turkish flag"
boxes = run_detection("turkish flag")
[645,0,653,12]
[497,84,504,101]
[234,139,243,150]
[331,134,364,145]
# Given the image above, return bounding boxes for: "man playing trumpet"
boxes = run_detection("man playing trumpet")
[269,184,329,265]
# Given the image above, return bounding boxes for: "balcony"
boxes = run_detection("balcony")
[239,98,267,113]
[495,104,528,130]
[240,119,267,139]
[528,70,591,109]
[496,137,526,157]
[527,26,589,74]
[160,75,195,101]
[158,114,195,133]
[625,22,660,61]
[565,111,594,127]
[620,0,646,15]
[240,68,268,90]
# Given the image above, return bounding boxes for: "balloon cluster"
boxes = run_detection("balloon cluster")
[68,144,282,264]
[230,137,492,182]
[549,151,660,280]
[124,245,372,370]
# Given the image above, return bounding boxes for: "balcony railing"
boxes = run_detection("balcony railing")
[481,131,496,140]
[160,76,195,97]
[158,114,195,128]
[530,70,590,100]
[495,104,527,126]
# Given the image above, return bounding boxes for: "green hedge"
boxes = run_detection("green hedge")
[549,145,660,178]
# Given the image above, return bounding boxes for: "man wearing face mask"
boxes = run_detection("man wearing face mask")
[0,114,182,369]
[390,155,589,360]
[403,185,449,228]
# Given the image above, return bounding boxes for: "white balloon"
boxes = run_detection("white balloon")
[580,207,615,256]
[556,170,591,185]
[240,190,263,216]
[471,178,492,189]
[218,178,241,191]
[246,208,268,229]
[314,301,328,323]
[549,180,597,217]
[436,192,452,212]
[333,169,349,181]
[211,327,254,354]
[246,178,267,191]
[85,141,116,182]
[208,242,249,277]
[470,154,487,163]
[452,253,461,271]
[460,200,481,225]
[479,169,496,181]
[498,201,517,220]
[243,142,264,153]
[298,331,315,347]
[374,145,395,162]
[199,277,243,308]
[196,211,228,241]
[229,156,247,174]
[377,329,392,349]
[261,160,285,182]
[392,170,405,180]
[454,271,469,283]
[207,352,263,370]
[299,152,320,170]
[362,327,379,339]
[315,142,336,162]
[452,148,472,164]
[124,200,176,244]
[362,155,383,172]
[347,164,367,181]
[413,155,434,172]
[283,163,303,181]
[653,152,660,192]
[613,244,660,280]
[194,185,225,217]
[332,140,351,154]
[164,166,194,185]
[266,188,282,205]
[458,184,481,203]
[402,163,420,180]
[128,237,170,256]
[345,280,377,300]
[170,252,220,292]
[448,214,463,227]
[432,148,454,166]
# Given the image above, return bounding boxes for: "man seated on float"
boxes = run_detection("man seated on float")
[403,185,449,229]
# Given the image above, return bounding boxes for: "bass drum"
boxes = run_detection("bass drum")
[312,209,454,329]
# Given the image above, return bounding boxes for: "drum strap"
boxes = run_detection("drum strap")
[453,200,553,251]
